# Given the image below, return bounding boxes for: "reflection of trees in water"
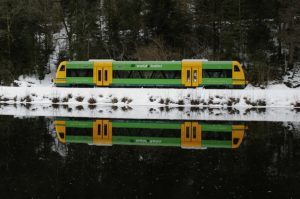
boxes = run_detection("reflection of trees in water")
[0,117,299,198]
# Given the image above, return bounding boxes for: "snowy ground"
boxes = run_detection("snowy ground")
[0,84,299,108]
[282,63,300,88]
[0,104,299,122]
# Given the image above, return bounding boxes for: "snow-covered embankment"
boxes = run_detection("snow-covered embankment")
[0,84,300,108]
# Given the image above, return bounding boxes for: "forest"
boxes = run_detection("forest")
[0,0,299,85]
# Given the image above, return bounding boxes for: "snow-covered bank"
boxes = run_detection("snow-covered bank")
[0,85,300,108]
[0,104,299,122]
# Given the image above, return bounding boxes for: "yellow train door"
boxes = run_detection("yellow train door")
[181,60,202,87]
[181,122,201,149]
[93,119,112,145]
[94,62,103,86]
[93,61,113,86]
[103,66,112,86]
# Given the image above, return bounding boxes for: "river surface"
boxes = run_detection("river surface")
[0,110,299,198]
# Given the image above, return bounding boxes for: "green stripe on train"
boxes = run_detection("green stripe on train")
[201,78,232,85]
[65,61,233,70]
[202,124,232,132]
[112,136,180,146]
[65,135,233,148]
[66,77,94,84]
[66,121,93,128]
[67,61,93,69]
[202,140,232,148]
[66,136,93,144]
[113,61,181,71]
[202,61,232,69]
[112,78,182,85]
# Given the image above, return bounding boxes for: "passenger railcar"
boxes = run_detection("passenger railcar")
[53,60,247,88]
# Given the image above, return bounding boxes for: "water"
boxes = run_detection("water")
[0,112,299,198]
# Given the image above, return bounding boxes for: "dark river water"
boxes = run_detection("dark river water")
[0,115,299,199]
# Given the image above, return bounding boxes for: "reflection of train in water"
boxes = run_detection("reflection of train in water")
[54,118,247,149]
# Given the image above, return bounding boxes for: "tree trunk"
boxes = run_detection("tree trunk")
[288,41,294,69]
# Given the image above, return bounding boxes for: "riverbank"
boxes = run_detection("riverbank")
[0,84,299,108]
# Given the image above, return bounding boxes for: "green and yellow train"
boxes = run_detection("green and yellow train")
[53,60,247,88]
[54,118,247,149]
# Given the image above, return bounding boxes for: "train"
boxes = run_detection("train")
[53,60,247,88]
[54,118,247,149]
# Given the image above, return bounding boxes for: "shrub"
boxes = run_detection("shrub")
[190,99,200,105]
[121,97,128,103]
[75,96,84,102]
[62,97,69,102]
[165,98,171,105]
[256,99,266,106]
[227,98,240,106]
[88,98,97,104]
[293,101,300,108]
[52,97,60,104]
[177,99,184,105]
[111,97,118,103]
[149,96,155,102]
[21,95,32,103]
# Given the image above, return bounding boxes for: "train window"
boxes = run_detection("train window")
[98,124,101,136]
[202,69,232,78]
[59,132,65,139]
[234,65,240,72]
[67,69,93,77]
[187,70,190,82]
[112,128,180,137]
[192,127,196,139]
[202,132,231,140]
[233,138,240,145]
[98,70,101,81]
[60,65,65,71]
[186,127,190,138]
[104,70,108,81]
[66,127,93,136]
[104,124,108,136]
[193,70,197,82]
[113,71,181,79]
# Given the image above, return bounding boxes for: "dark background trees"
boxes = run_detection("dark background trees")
[0,0,299,85]
[0,0,60,84]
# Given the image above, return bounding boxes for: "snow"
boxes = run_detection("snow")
[0,84,299,108]
[0,104,299,122]
[282,63,300,88]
